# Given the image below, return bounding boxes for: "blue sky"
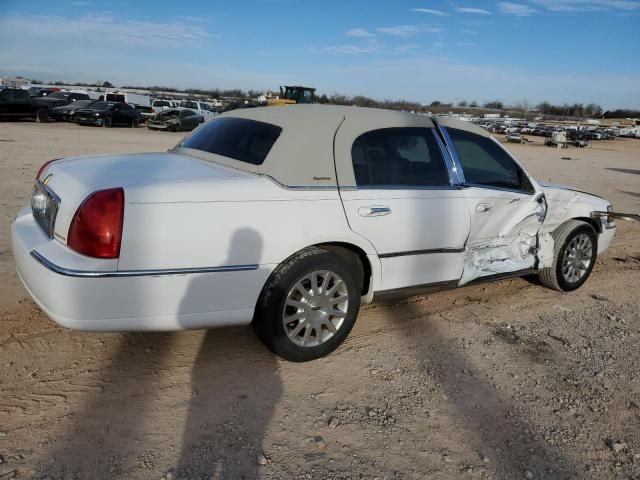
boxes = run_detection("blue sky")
[1,0,639,108]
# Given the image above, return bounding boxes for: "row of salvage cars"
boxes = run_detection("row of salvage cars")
[55,100,205,131]
[14,105,634,362]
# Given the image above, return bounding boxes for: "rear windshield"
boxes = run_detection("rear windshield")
[179,117,282,165]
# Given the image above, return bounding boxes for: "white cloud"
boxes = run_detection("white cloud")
[310,44,380,55]
[411,8,448,16]
[376,25,422,37]
[0,12,216,49]
[376,25,443,37]
[499,2,537,15]
[345,28,375,37]
[531,0,640,11]
[456,7,492,14]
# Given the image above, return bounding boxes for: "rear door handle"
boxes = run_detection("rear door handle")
[358,206,391,217]
[476,203,492,213]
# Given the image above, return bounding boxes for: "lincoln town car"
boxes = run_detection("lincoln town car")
[12,105,616,361]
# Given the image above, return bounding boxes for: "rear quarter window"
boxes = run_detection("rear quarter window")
[179,117,282,165]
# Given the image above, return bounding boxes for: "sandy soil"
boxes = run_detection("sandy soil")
[0,122,639,480]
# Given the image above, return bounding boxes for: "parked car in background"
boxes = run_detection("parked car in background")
[74,101,141,127]
[105,92,152,118]
[50,99,97,122]
[12,105,617,361]
[0,88,39,121]
[150,99,177,115]
[180,100,218,120]
[147,108,204,131]
[506,132,524,143]
[30,91,91,122]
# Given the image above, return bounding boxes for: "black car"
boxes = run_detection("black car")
[50,99,97,122]
[30,91,91,121]
[147,108,204,131]
[74,101,142,127]
[0,88,39,121]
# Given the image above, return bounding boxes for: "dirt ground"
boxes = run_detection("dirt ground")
[0,121,639,480]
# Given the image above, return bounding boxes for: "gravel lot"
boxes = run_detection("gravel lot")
[0,121,639,480]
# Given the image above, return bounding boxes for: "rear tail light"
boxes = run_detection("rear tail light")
[67,188,124,259]
[36,158,62,181]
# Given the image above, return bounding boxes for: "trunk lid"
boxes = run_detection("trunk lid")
[38,152,249,244]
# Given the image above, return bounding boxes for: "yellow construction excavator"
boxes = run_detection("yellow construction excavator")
[267,85,316,106]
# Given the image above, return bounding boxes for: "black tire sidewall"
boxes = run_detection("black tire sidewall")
[36,108,48,123]
[257,250,361,362]
[555,225,598,291]
[103,116,112,127]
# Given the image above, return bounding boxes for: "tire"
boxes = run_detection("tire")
[254,246,363,362]
[539,220,598,292]
[103,116,112,128]
[36,108,49,123]
[131,118,139,128]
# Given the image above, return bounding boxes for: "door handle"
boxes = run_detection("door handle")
[476,203,492,213]
[358,206,391,217]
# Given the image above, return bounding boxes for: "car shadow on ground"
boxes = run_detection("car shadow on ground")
[36,227,281,479]
[374,297,582,479]
[35,329,281,480]
[606,168,640,176]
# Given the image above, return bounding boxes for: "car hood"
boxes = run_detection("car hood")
[74,108,108,115]
[32,97,68,106]
[149,115,179,123]
[538,180,608,207]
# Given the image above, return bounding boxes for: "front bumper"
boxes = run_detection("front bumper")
[75,116,103,126]
[12,208,271,331]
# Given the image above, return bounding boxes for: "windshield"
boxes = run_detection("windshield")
[88,101,115,110]
[68,99,94,109]
[158,109,180,117]
[182,101,198,109]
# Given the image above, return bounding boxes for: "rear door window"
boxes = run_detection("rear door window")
[180,117,282,165]
[351,128,450,187]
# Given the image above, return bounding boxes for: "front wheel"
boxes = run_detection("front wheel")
[36,108,49,123]
[103,116,113,128]
[131,117,139,128]
[539,220,597,291]
[254,247,362,362]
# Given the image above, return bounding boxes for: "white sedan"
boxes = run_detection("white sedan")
[12,105,617,361]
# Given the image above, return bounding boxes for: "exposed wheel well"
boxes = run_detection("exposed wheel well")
[315,242,372,296]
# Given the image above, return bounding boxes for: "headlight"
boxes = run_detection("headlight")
[607,205,614,224]
[94,113,100,116]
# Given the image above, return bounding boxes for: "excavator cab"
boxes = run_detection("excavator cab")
[268,86,316,106]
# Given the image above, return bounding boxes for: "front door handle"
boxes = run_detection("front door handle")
[476,203,492,213]
[358,206,391,217]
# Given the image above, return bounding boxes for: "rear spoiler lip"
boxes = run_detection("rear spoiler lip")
[591,211,640,222]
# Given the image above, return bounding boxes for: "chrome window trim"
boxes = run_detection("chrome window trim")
[437,126,466,184]
[30,250,259,278]
[439,126,537,195]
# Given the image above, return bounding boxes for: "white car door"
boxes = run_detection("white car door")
[335,124,471,292]
[440,125,547,285]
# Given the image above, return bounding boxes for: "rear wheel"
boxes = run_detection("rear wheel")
[254,247,362,362]
[539,220,597,291]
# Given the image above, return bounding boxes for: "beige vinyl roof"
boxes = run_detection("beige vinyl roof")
[175,104,485,187]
